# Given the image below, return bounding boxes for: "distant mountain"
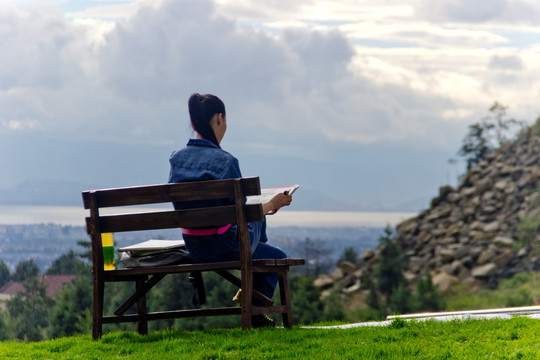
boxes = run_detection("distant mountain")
[0,180,97,206]
[287,187,358,211]
[0,179,357,210]
[0,179,423,211]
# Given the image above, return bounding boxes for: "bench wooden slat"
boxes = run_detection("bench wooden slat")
[82,177,261,209]
[103,261,243,280]
[87,205,263,234]
[102,305,290,324]
[253,259,306,267]
[103,307,242,323]
[103,258,305,280]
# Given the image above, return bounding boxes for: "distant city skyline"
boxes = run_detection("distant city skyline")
[1,0,538,209]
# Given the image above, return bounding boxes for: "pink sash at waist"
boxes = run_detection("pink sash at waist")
[181,224,232,236]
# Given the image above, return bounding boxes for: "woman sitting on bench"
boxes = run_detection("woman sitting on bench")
[168,93,293,327]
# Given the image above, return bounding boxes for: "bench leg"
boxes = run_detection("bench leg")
[278,271,293,328]
[92,277,104,340]
[241,268,253,329]
[136,278,148,335]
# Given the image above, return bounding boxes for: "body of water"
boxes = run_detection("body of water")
[0,205,416,228]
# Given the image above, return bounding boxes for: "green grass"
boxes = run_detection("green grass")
[2,317,540,359]
[445,273,540,311]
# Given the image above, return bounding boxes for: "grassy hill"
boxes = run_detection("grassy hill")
[1,317,540,359]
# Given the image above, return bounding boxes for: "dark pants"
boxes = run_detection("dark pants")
[183,219,286,300]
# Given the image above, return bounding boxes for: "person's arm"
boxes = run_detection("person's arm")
[262,192,293,215]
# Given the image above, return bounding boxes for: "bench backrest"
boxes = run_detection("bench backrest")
[82,177,264,274]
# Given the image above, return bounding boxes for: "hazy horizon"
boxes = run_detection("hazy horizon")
[0,204,416,228]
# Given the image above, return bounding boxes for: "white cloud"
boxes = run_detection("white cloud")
[65,0,154,19]
[3,0,540,207]
[413,0,540,25]
[1,118,43,131]
[489,54,524,70]
[1,0,540,153]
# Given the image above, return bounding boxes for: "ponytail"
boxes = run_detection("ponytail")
[188,93,226,147]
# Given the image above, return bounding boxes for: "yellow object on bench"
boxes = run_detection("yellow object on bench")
[101,233,115,271]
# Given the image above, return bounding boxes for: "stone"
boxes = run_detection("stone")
[483,221,501,233]
[499,165,514,176]
[338,275,356,288]
[362,249,375,260]
[454,246,471,260]
[457,267,471,281]
[460,255,473,267]
[339,261,356,276]
[449,260,464,275]
[493,249,514,267]
[482,191,496,202]
[482,205,498,214]
[460,187,476,197]
[493,236,514,248]
[396,217,418,235]
[447,192,461,203]
[477,248,496,265]
[505,182,518,195]
[494,179,508,191]
[330,267,344,280]
[517,247,528,257]
[437,248,456,262]
[343,280,361,294]
[432,272,459,293]
[314,275,334,289]
[471,263,497,278]
[320,289,332,300]
[403,271,416,282]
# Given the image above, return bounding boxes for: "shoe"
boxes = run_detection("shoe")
[252,314,275,328]
[232,289,242,304]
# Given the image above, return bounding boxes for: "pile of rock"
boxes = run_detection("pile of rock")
[316,127,540,295]
[314,260,363,298]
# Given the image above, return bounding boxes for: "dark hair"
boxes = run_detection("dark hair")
[188,93,226,147]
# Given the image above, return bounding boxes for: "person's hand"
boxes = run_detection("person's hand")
[262,193,293,215]
[270,193,292,209]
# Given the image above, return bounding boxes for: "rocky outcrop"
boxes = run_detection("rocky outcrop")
[393,129,540,288]
[316,128,540,294]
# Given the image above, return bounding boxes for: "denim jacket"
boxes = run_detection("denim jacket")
[168,138,242,210]
[168,139,245,261]
[169,139,242,184]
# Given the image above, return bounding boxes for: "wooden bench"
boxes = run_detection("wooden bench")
[82,177,305,340]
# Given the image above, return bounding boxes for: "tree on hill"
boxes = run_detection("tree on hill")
[0,260,10,287]
[336,247,359,265]
[48,272,92,338]
[289,275,326,325]
[12,259,40,282]
[456,102,524,171]
[46,249,87,275]
[413,272,445,312]
[360,227,446,319]
[374,227,408,299]
[6,277,54,341]
[0,310,7,341]
[76,239,93,262]
[47,244,93,337]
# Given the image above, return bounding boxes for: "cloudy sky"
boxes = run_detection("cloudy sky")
[1,0,539,211]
